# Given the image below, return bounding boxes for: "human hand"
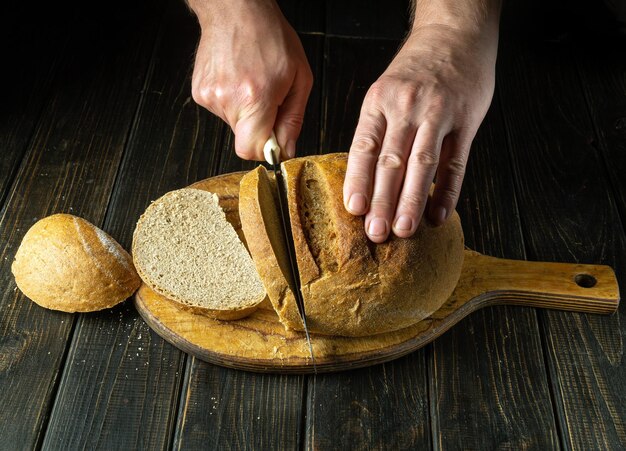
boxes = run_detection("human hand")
[343,13,500,243]
[189,0,313,160]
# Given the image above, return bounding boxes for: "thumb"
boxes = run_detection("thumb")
[274,67,313,159]
[234,103,279,161]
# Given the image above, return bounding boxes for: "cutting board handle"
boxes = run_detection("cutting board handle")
[468,252,620,315]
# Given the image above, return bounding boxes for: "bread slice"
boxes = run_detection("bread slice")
[12,214,141,312]
[240,153,465,337]
[132,188,265,320]
[239,166,302,329]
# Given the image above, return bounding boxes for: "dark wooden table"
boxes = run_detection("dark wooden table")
[2,0,625,449]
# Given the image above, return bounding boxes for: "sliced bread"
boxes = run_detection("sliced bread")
[239,166,301,328]
[132,188,265,320]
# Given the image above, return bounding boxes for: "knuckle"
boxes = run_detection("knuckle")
[238,79,264,105]
[399,191,428,210]
[446,157,466,177]
[438,179,463,204]
[344,171,371,187]
[351,135,381,156]
[191,80,228,113]
[410,149,440,169]
[437,185,460,204]
[396,84,420,110]
[191,82,211,107]
[280,112,305,129]
[367,82,386,103]
[370,196,395,212]
[377,153,405,171]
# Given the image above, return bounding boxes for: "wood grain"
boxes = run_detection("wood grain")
[306,354,431,450]
[430,88,561,449]
[0,1,68,210]
[0,1,164,448]
[498,38,626,450]
[576,38,626,245]
[39,2,210,449]
[173,358,305,450]
[136,248,618,373]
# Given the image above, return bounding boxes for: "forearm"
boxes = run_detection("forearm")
[410,0,502,36]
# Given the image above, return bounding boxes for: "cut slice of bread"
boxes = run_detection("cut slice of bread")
[132,188,266,320]
[239,166,302,329]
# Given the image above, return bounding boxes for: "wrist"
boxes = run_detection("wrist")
[187,0,281,28]
[410,0,501,37]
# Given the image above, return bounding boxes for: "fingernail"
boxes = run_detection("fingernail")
[285,140,296,159]
[433,206,447,225]
[347,193,367,214]
[368,217,388,237]
[394,215,413,232]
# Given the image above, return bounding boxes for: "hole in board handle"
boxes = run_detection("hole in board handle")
[575,273,597,288]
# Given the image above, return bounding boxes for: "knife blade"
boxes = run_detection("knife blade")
[263,132,316,371]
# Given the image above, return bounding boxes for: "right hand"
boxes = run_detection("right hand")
[189,0,313,160]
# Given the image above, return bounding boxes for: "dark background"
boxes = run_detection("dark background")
[1,0,625,449]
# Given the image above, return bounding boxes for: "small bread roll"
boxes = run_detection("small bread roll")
[11,214,141,312]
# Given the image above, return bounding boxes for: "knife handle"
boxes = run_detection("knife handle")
[263,131,281,165]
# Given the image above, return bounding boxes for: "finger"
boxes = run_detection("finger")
[234,102,279,161]
[344,108,386,217]
[364,120,416,243]
[428,131,472,225]
[274,65,313,159]
[392,122,445,237]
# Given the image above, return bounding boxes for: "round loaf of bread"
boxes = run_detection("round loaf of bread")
[240,153,465,337]
[11,214,141,312]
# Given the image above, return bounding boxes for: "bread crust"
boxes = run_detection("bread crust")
[11,214,141,312]
[239,167,302,329]
[279,153,465,336]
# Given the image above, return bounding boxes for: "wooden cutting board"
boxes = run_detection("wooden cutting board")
[134,172,620,374]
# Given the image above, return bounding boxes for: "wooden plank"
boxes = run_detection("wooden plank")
[0,1,68,208]
[0,1,163,449]
[430,91,560,449]
[174,360,306,450]
[575,39,626,237]
[172,34,324,450]
[38,2,220,449]
[307,36,430,449]
[307,355,430,450]
[326,0,410,39]
[497,38,626,449]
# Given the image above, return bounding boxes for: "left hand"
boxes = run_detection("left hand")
[343,23,498,242]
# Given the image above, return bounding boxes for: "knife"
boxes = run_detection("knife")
[263,132,316,371]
